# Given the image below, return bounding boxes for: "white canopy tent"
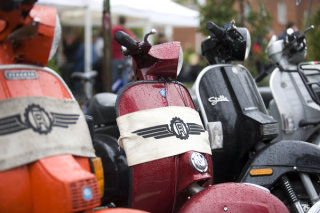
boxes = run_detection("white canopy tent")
[37,0,200,73]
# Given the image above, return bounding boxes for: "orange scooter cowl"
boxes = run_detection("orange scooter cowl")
[0,165,33,212]
[0,155,101,213]
[30,154,101,213]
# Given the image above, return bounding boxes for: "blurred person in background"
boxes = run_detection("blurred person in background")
[60,28,82,88]
[111,16,135,86]
[278,21,299,40]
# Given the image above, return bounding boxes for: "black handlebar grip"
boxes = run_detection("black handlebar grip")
[255,71,269,83]
[206,22,225,39]
[114,31,138,52]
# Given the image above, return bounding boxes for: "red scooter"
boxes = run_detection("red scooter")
[0,1,146,213]
[86,28,289,212]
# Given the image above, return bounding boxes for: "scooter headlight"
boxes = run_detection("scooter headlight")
[177,47,183,77]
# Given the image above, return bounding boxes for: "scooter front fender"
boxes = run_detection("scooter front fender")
[240,140,320,187]
[178,183,288,213]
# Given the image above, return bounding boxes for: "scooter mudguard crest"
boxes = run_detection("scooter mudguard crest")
[240,140,320,187]
[116,81,212,213]
[178,183,289,213]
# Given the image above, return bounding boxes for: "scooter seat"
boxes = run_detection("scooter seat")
[86,93,117,125]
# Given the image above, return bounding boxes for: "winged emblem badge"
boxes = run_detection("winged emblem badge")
[0,104,80,135]
[132,117,205,140]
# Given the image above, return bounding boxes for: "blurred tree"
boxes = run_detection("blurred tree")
[199,0,237,35]
[245,2,272,78]
[306,8,320,61]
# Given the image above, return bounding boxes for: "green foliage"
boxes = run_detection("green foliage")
[244,2,273,78]
[129,27,144,40]
[306,8,320,61]
[199,0,238,35]
[47,56,61,76]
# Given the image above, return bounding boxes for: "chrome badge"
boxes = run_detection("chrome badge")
[208,95,230,106]
[190,152,208,173]
[4,70,38,80]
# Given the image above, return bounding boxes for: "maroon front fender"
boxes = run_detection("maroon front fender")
[178,183,288,213]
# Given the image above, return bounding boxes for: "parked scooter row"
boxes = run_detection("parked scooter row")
[0,2,288,212]
[0,1,318,213]
[84,28,289,212]
[84,19,320,213]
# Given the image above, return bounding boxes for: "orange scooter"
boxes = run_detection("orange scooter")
[0,1,146,213]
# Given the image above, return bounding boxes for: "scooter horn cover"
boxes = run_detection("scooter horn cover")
[117,106,211,166]
[0,96,95,171]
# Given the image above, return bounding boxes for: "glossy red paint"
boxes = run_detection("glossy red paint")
[117,81,213,212]
[132,42,181,80]
[117,82,195,115]
[179,183,289,213]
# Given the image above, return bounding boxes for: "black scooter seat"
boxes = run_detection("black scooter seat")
[86,93,117,125]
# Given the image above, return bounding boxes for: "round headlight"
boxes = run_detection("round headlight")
[177,46,184,77]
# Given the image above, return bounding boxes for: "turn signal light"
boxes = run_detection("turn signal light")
[249,168,273,176]
[90,157,104,197]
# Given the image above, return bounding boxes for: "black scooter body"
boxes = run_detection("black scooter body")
[86,93,128,205]
[240,140,320,187]
[194,64,279,183]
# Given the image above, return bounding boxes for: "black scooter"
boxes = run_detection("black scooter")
[191,20,320,213]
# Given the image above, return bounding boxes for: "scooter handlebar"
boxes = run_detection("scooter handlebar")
[206,22,225,39]
[114,31,138,52]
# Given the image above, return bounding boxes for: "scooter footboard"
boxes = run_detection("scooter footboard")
[178,183,288,213]
[239,140,320,187]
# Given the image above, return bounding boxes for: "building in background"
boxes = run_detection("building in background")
[249,0,320,35]
[173,0,320,53]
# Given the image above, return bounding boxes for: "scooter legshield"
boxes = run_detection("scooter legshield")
[194,64,278,184]
[116,81,212,213]
[178,183,289,213]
